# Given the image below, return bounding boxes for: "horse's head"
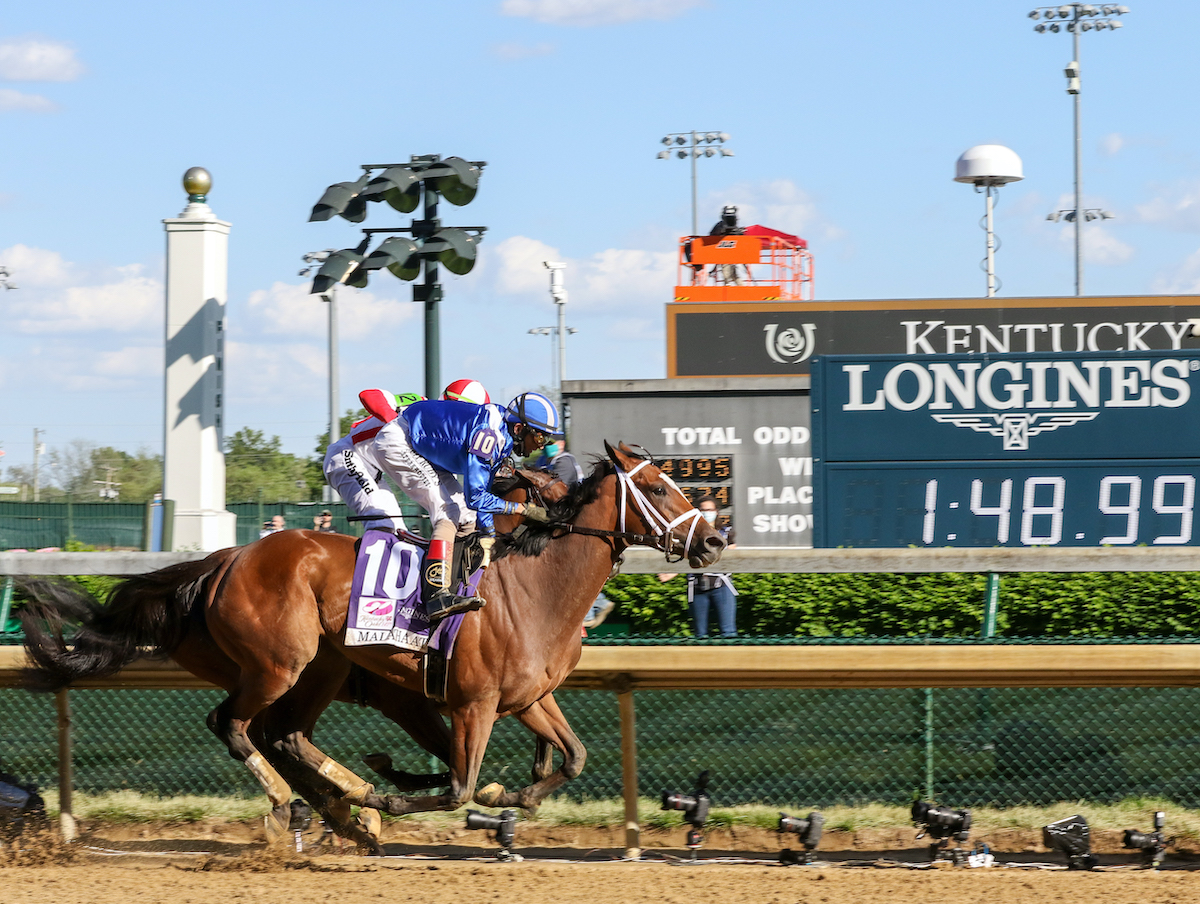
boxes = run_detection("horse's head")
[604,441,725,568]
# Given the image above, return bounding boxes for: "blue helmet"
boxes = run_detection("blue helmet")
[504,392,564,438]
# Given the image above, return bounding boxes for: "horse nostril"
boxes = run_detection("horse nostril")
[705,535,726,551]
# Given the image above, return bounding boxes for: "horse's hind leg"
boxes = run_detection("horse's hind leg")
[205,673,299,841]
[354,673,452,792]
[475,694,586,813]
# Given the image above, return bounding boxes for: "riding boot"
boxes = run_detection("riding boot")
[422,538,484,622]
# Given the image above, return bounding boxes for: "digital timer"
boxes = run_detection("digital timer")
[658,456,733,483]
[657,457,734,513]
[816,460,1200,548]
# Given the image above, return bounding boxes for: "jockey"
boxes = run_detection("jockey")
[322,381,490,534]
[360,389,563,621]
[322,391,424,532]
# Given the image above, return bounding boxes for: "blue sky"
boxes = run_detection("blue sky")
[3,0,1199,478]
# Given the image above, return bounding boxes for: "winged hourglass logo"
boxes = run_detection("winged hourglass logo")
[931,412,1100,450]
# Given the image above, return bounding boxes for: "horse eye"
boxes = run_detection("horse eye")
[651,484,667,497]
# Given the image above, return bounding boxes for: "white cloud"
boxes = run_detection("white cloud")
[705,178,845,243]
[491,42,556,60]
[1153,247,1200,294]
[0,245,162,334]
[1100,132,1124,156]
[1049,221,1134,266]
[499,0,706,26]
[1136,181,1200,233]
[0,37,83,81]
[0,88,56,112]
[489,236,674,312]
[224,340,327,406]
[245,280,419,342]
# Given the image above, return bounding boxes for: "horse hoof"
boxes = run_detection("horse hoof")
[474,782,506,806]
[362,752,393,773]
[356,806,382,839]
[264,804,291,844]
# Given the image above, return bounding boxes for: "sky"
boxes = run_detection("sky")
[3,0,1200,477]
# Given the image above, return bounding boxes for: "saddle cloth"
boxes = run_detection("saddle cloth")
[345,528,474,656]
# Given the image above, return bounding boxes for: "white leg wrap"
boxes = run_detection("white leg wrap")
[245,751,292,808]
[318,757,375,805]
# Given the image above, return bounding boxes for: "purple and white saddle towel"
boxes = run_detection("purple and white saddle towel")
[345,529,470,657]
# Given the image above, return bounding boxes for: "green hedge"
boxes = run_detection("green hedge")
[603,572,1200,638]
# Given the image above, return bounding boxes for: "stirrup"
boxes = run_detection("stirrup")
[427,591,486,622]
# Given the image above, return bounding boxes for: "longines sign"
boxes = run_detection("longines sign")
[667,296,1200,378]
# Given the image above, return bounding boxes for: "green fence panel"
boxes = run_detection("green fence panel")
[4,684,1200,808]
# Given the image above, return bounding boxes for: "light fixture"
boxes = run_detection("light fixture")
[309,174,370,222]
[661,770,711,856]
[360,236,422,281]
[309,241,370,294]
[1122,811,1168,869]
[657,130,735,236]
[359,165,422,213]
[1043,814,1098,869]
[778,811,824,865]
[912,800,972,863]
[465,809,519,859]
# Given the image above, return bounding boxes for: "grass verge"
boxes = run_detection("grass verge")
[40,791,1200,843]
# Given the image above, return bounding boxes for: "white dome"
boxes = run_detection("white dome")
[954,145,1024,185]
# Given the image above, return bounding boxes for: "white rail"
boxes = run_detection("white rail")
[5,545,1200,577]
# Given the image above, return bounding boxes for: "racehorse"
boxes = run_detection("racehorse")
[21,442,724,851]
[19,469,569,851]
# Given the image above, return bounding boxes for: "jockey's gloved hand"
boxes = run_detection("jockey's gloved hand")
[479,536,495,569]
[523,503,550,523]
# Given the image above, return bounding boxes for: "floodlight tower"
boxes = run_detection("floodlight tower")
[657,131,734,237]
[954,145,1024,297]
[1028,3,1131,295]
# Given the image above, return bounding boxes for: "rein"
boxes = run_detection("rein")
[528,457,702,562]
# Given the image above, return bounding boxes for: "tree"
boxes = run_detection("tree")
[3,441,162,502]
[225,428,312,503]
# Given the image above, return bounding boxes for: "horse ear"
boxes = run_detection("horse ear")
[603,440,620,466]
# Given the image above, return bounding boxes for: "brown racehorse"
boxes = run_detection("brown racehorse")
[21,443,724,850]
[19,470,566,851]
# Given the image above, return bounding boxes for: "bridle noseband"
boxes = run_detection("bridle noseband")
[522,456,703,563]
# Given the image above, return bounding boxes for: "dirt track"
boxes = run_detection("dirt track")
[3,821,1200,904]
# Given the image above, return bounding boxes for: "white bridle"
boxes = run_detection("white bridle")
[614,458,704,562]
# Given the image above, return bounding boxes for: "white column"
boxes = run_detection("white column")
[162,168,237,551]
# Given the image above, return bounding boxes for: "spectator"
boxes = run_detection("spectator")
[659,496,737,637]
[260,514,285,539]
[313,509,337,533]
[531,438,583,487]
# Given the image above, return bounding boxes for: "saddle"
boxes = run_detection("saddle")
[347,529,487,704]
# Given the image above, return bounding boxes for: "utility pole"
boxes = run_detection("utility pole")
[32,428,44,502]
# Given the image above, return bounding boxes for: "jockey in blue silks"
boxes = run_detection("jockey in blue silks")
[360,389,564,621]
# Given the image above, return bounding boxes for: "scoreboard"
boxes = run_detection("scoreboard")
[657,455,734,510]
[812,351,1200,548]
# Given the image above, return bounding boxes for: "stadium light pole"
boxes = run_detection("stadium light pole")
[300,250,339,503]
[657,131,734,237]
[1029,3,1130,295]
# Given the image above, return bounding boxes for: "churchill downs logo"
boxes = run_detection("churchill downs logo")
[763,323,817,365]
[842,358,1199,450]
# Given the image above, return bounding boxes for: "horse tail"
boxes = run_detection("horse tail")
[19,553,232,692]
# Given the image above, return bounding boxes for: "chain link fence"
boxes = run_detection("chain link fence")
[3,682,1200,808]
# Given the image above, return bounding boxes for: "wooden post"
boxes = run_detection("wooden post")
[55,689,77,841]
[617,686,640,859]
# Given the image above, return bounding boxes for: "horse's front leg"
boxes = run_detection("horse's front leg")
[366,697,499,816]
[474,694,586,813]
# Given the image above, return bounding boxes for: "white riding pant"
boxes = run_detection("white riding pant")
[322,441,407,532]
[373,419,477,534]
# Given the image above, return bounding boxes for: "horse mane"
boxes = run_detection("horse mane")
[495,458,616,559]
